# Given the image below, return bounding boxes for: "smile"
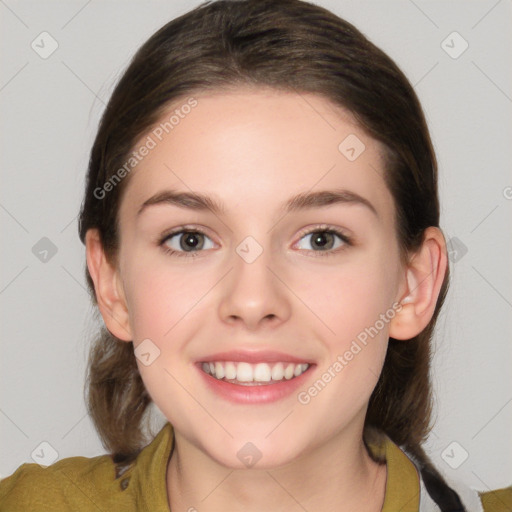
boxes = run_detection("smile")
[201,361,310,385]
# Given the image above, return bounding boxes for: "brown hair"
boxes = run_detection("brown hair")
[78,0,451,491]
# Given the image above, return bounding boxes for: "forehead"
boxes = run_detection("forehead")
[119,88,394,225]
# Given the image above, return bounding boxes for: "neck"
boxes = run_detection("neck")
[166,425,387,512]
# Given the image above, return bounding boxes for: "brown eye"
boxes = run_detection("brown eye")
[309,231,336,250]
[296,229,350,253]
[161,230,214,255]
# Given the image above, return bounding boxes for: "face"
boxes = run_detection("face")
[114,88,406,468]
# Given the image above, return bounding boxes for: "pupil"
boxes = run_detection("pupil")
[313,231,333,249]
[181,232,202,251]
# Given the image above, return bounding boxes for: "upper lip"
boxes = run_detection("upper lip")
[197,350,313,364]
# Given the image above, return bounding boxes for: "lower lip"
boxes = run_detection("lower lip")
[196,364,314,404]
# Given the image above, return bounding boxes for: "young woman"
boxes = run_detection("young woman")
[1,0,510,510]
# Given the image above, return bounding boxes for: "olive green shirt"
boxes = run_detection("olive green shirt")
[1,423,510,511]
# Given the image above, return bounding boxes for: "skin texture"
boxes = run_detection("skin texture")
[86,88,447,512]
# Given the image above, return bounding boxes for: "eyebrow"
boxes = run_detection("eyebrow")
[137,188,378,218]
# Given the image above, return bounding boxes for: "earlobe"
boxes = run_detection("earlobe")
[85,228,133,342]
[389,227,448,341]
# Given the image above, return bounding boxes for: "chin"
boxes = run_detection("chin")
[203,436,304,471]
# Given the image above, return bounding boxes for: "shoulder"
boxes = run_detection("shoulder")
[434,475,512,512]
[0,453,132,511]
[0,422,174,512]
[367,430,512,512]
[479,485,512,512]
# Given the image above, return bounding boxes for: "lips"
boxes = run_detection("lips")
[195,350,314,403]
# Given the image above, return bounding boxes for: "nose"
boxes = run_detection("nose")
[218,241,291,331]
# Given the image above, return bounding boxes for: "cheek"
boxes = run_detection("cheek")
[294,262,394,420]
[298,255,397,344]
[122,247,215,341]
[123,256,211,415]
[124,275,172,341]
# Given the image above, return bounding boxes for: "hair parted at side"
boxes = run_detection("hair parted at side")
[79,0,450,480]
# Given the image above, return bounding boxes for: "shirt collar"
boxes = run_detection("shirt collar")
[132,422,421,511]
[130,421,174,511]
[367,432,421,512]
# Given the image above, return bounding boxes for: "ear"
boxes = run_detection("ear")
[389,227,448,340]
[85,228,132,342]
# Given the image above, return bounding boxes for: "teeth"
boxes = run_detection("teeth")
[237,362,253,382]
[271,363,284,380]
[225,361,237,380]
[215,362,225,379]
[254,363,271,382]
[201,361,310,383]
[284,363,295,380]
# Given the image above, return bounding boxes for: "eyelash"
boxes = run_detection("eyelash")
[158,224,353,259]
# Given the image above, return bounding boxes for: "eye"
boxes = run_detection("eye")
[158,225,352,259]
[159,228,214,258]
[295,226,352,255]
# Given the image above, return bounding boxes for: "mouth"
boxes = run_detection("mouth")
[196,354,315,404]
[200,360,310,386]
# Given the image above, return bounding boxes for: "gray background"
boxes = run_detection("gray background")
[1,0,511,492]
